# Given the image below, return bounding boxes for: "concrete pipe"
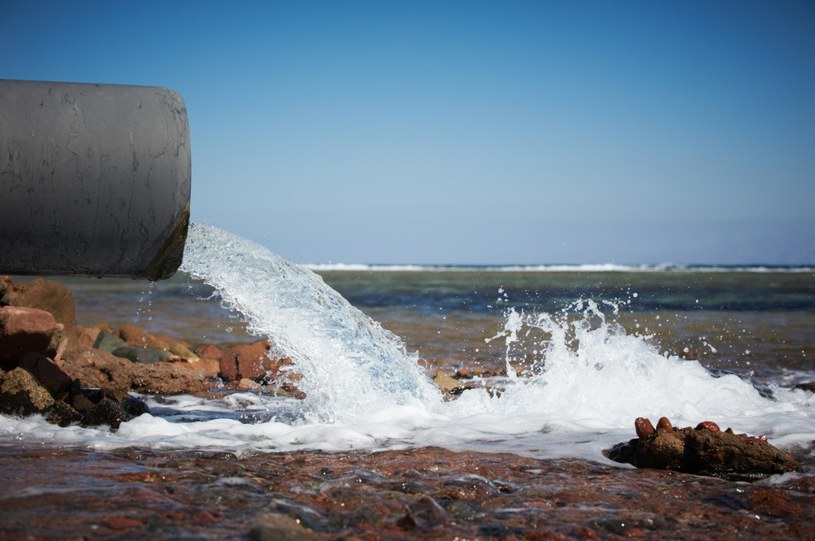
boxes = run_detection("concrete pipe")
[0,79,191,280]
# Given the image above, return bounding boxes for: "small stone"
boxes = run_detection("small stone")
[634,417,655,439]
[695,421,721,432]
[656,416,673,432]
[238,378,261,391]
[248,513,320,541]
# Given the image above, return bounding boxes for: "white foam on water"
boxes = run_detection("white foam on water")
[2,224,814,463]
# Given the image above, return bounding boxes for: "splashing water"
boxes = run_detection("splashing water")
[2,224,813,458]
[179,224,441,422]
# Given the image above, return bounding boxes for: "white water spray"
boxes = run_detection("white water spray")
[3,225,813,457]
[179,224,441,422]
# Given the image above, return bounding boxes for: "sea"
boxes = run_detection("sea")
[2,224,814,465]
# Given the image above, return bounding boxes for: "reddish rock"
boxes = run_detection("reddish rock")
[634,417,655,439]
[119,324,167,349]
[195,343,223,359]
[61,348,208,395]
[0,306,59,366]
[0,278,76,337]
[186,357,220,378]
[656,416,673,432]
[219,340,273,381]
[75,326,101,350]
[695,420,721,432]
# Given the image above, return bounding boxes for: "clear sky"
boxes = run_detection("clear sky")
[3,0,814,264]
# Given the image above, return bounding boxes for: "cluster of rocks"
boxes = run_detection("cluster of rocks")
[605,416,799,481]
[0,276,303,430]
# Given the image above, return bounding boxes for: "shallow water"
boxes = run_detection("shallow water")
[3,225,814,466]
[3,226,815,538]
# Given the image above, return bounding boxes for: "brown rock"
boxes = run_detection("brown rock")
[0,367,55,415]
[60,348,208,395]
[605,417,799,481]
[195,343,223,359]
[683,427,797,480]
[238,378,262,391]
[118,324,165,349]
[219,340,272,381]
[695,420,721,432]
[0,306,59,366]
[433,372,462,393]
[0,278,75,327]
[19,352,73,398]
[75,326,102,350]
[656,416,673,432]
[186,357,220,378]
[167,342,199,362]
[634,417,655,439]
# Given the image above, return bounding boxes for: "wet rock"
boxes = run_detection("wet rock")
[0,367,55,415]
[112,345,169,365]
[71,387,149,428]
[793,381,815,393]
[219,339,273,381]
[248,513,321,541]
[93,330,129,354]
[238,377,262,391]
[19,352,73,398]
[44,399,83,427]
[80,398,133,429]
[0,306,59,367]
[61,348,208,394]
[398,495,449,529]
[605,417,799,481]
[433,371,473,396]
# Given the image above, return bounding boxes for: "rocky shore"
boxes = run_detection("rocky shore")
[0,276,303,428]
[2,276,814,539]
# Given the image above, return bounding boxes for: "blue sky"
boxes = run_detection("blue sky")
[3,1,814,264]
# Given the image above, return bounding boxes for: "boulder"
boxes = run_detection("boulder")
[19,352,73,398]
[0,367,55,415]
[605,416,799,481]
[195,343,223,360]
[112,345,169,365]
[219,340,273,381]
[61,348,209,395]
[0,306,59,367]
[0,277,76,336]
[93,331,129,354]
